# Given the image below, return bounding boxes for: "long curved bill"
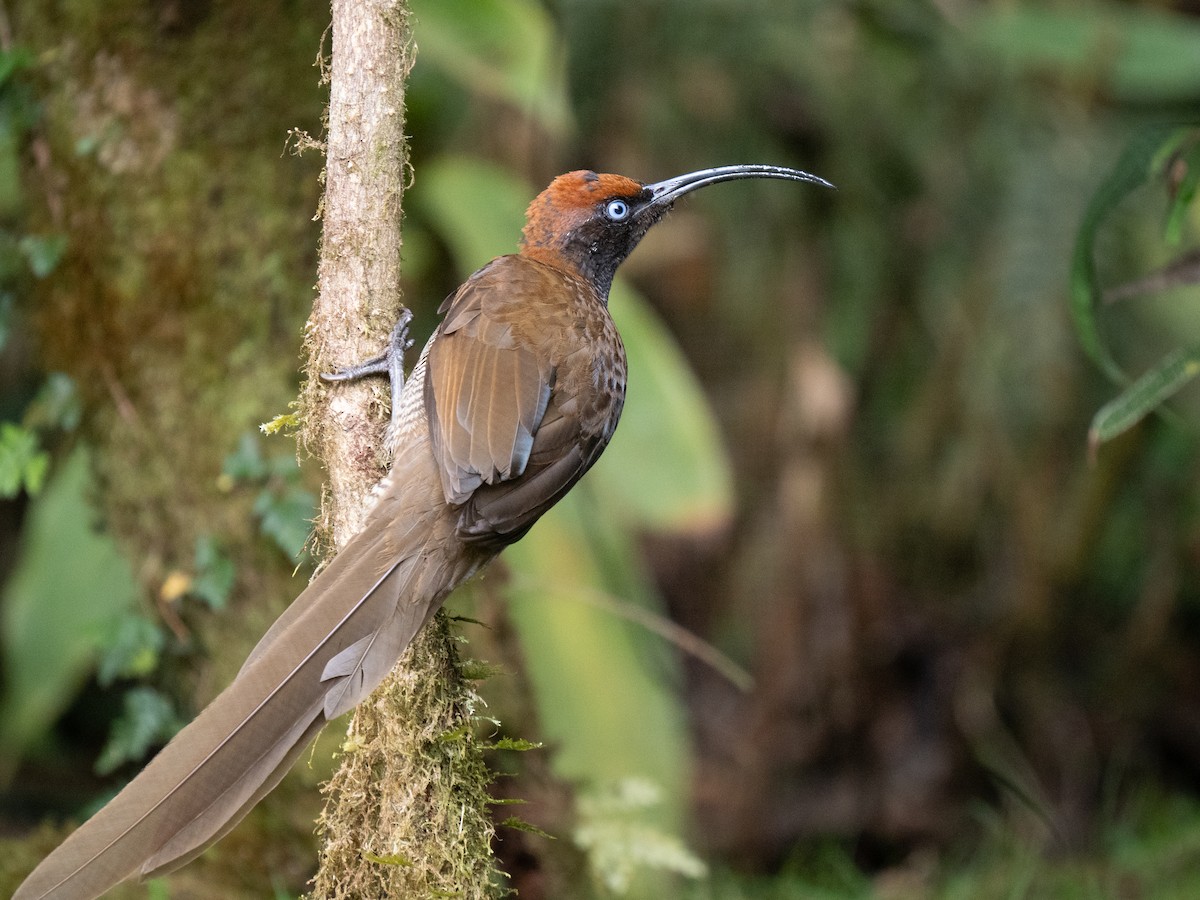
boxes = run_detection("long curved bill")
[645,164,835,207]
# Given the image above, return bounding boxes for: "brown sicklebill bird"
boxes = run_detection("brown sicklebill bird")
[15,164,832,899]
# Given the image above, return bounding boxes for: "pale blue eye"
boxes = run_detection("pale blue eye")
[605,199,630,221]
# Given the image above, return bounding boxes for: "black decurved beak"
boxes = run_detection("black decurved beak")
[644,164,835,208]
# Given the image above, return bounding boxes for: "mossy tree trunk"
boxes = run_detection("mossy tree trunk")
[11,0,332,893]
[304,1,499,896]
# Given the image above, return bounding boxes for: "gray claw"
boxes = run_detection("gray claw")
[319,309,415,433]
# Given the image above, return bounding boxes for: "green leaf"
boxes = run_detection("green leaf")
[498,817,555,839]
[502,495,690,824]
[18,234,67,278]
[1070,125,1181,382]
[1089,347,1200,450]
[0,448,140,771]
[94,687,182,775]
[23,372,82,432]
[0,421,49,497]
[192,534,236,610]
[412,156,529,269]
[19,449,47,494]
[0,47,32,87]
[253,486,316,561]
[221,432,315,562]
[96,615,165,686]
[599,283,734,532]
[436,723,471,743]
[573,778,707,893]
[1163,137,1200,247]
[222,431,269,481]
[412,0,571,136]
[486,736,542,751]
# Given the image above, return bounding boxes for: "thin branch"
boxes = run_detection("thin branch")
[1103,247,1200,305]
[509,575,755,693]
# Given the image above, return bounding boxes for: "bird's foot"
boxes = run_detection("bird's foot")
[320,308,414,429]
[321,312,415,446]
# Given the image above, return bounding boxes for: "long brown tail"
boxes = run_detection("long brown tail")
[14,445,472,900]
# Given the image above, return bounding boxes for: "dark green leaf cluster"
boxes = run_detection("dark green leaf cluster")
[222,432,317,563]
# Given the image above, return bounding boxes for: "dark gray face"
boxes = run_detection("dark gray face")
[556,186,662,296]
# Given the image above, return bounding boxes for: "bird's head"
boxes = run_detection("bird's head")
[520,164,834,296]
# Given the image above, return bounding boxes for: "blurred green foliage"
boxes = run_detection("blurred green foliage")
[0,46,66,504]
[96,614,165,687]
[190,534,236,611]
[93,686,182,777]
[574,777,708,892]
[0,421,47,497]
[1072,126,1200,451]
[415,0,570,136]
[7,0,1200,897]
[222,433,317,564]
[0,449,139,776]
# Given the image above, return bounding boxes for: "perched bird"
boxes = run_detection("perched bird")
[15,164,833,899]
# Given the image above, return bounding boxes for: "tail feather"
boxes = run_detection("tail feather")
[142,699,327,878]
[144,711,331,880]
[319,563,428,721]
[13,498,454,900]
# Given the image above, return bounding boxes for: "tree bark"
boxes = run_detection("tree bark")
[304,1,499,896]
[301,0,409,539]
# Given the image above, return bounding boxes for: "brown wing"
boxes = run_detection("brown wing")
[456,389,611,547]
[426,282,552,503]
[425,255,620,549]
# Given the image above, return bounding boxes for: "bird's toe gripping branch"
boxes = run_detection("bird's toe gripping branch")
[321,307,415,431]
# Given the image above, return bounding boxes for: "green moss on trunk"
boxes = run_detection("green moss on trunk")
[312,617,499,898]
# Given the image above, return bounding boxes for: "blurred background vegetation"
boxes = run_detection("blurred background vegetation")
[2,0,1200,897]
